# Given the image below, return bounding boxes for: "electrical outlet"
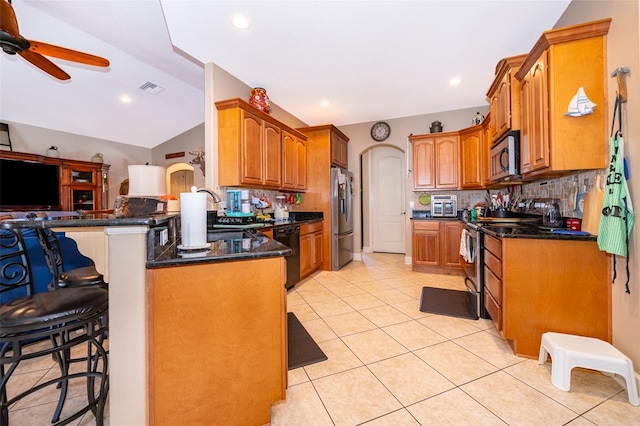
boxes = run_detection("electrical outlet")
[409,201,415,208]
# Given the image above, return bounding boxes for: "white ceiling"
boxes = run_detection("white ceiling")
[1,0,571,149]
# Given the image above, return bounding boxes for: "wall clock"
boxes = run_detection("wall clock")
[370,121,391,142]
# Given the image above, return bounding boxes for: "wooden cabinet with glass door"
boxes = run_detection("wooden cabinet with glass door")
[63,162,110,212]
[515,18,611,179]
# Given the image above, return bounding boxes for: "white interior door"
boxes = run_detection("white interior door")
[371,147,405,253]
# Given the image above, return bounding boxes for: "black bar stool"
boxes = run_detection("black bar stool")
[0,228,109,425]
[34,227,106,289]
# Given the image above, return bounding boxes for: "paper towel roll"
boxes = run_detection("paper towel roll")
[128,165,167,196]
[180,189,207,248]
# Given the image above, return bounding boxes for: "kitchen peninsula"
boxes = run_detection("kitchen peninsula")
[1,213,291,426]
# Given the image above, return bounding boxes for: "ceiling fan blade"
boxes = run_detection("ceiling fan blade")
[0,0,20,39]
[29,40,110,67]
[19,50,70,80]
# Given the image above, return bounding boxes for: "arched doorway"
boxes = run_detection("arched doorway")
[361,145,405,253]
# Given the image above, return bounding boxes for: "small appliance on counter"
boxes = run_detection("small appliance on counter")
[431,195,457,217]
[226,189,253,217]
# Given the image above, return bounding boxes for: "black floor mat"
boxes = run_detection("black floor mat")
[287,312,328,370]
[419,287,478,320]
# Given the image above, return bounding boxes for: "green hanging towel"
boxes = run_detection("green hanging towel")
[597,95,634,291]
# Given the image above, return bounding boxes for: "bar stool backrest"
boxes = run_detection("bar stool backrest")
[0,228,35,299]
[35,228,69,290]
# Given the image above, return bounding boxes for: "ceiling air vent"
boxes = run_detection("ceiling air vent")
[138,81,164,95]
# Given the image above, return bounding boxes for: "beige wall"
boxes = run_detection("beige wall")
[555,0,640,372]
[2,122,151,207]
[338,105,489,255]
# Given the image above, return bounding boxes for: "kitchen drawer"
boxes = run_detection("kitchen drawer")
[484,288,502,332]
[484,265,502,305]
[484,234,502,258]
[484,249,502,279]
[412,221,440,231]
[300,221,323,235]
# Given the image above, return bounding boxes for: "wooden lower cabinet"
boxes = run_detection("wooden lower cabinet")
[411,220,463,275]
[147,257,287,426]
[300,221,323,278]
[483,234,611,358]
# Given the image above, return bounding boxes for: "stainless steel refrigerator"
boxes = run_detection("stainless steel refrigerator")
[331,167,354,270]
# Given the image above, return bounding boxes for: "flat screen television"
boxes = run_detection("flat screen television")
[0,158,62,211]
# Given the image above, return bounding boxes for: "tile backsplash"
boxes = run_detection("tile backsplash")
[411,168,605,219]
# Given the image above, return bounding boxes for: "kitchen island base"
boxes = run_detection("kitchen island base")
[147,257,287,426]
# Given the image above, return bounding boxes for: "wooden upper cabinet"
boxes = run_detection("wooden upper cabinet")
[282,130,307,190]
[263,121,283,187]
[459,125,484,189]
[216,98,307,190]
[519,55,549,175]
[330,132,349,168]
[411,132,459,190]
[515,18,611,179]
[486,54,527,144]
[239,108,267,186]
[482,113,493,186]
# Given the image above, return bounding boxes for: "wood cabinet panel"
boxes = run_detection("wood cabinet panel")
[484,289,502,332]
[442,221,462,267]
[147,257,287,425]
[330,132,349,168]
[484,265,502,305]
[459,125,484,189]
[297,125,349,272]
[515,19,610,179]
[300,221,324,278]
[486,55,527,144]
[482,235,611,358]
[264,121,283,187]
[410,133,459,190]
[412,220,463,275]
[216,98,307,190]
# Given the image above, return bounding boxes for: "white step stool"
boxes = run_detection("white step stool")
[539,332,639,406]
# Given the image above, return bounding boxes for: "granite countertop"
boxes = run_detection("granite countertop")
[480,226,597,241]
[0,212,178,229]
[147,229,291,268]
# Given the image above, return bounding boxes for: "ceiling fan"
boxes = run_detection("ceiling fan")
[0,0,109,80]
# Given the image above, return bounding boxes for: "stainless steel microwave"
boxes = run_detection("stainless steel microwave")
[490,130,520,181]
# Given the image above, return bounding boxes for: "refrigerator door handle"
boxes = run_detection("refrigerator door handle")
[345,176,350,224]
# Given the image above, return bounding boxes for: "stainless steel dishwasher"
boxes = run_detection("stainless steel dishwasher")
[273,225,300,289]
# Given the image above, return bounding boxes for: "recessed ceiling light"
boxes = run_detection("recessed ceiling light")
[321,100,330,107]
[449,78,462,86]
[120,95,132,103]
[232,15,250,30]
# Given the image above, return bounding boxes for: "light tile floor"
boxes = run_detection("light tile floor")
[5,253,639,425]
[272,253,640,426]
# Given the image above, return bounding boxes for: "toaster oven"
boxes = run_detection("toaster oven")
[431,195,457,217]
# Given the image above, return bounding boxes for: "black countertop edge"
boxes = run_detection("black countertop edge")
[0,213,177,229]
[410,217,459,221]
[147,230,292,268]
[146,246,292,268]
[480,227,597,241]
